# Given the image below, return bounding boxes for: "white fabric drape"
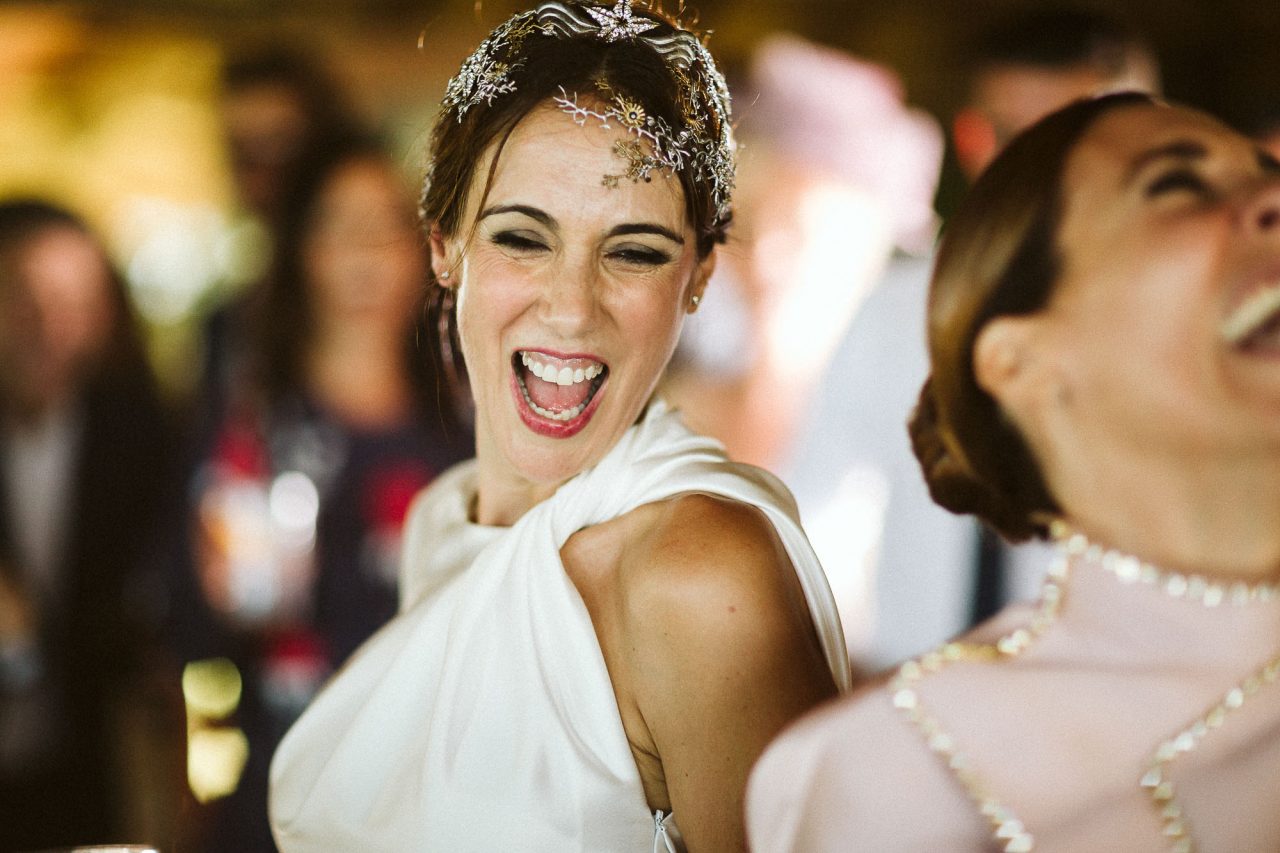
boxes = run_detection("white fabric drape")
[270,399,849,852]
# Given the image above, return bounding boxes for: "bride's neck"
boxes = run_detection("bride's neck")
[471,439,557,528]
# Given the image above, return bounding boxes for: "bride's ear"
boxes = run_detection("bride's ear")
[429,225,454,286]
[688,250,716,313]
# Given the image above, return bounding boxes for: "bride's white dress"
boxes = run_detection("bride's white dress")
[269,400,850,851]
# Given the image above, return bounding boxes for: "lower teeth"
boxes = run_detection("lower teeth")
[531,398,585,421]
[518,375,594,422]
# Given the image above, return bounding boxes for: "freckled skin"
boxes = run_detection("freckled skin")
[432,100,711,525]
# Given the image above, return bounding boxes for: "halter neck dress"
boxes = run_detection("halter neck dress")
[269,400,850,851]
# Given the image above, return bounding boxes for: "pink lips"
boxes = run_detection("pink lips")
[510,349,608,439]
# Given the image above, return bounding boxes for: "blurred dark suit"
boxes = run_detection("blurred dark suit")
[0,370,175,852]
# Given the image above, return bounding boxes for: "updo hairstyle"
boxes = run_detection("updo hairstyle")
[909,91,1154,541]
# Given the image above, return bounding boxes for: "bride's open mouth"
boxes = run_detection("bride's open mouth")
[511,349,609,436]
[1223,279,1280,355]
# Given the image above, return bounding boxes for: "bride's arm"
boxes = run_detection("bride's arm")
[621,494,839,852]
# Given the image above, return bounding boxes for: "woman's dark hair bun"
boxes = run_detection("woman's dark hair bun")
[909,377,1045,542]
[909,378,985,518]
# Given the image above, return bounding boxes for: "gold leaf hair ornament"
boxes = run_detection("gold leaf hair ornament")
[441,0,735,221]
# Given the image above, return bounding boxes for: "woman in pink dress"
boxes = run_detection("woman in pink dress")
[748,92,1280,852]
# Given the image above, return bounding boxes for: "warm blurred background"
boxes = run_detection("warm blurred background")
[1,1,1277,850]
[2,0,1277,393]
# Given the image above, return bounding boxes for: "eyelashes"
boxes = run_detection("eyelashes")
[1146,170,1209,197]
[489,231,672,266]
[607,247,671,266]
[491,231,548,252]
[1145,169,1213,199]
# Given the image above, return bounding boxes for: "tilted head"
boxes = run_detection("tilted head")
[914,92,1280,540]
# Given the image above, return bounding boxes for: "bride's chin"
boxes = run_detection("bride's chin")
[503,441,592,490]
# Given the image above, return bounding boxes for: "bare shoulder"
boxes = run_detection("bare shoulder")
[603,492,835,701]
[612,493,838,848]
[616,493,805,632]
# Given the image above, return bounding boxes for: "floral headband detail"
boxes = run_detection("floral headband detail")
[441,0,735,223]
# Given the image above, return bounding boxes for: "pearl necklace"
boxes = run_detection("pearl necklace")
[1059,527,1280,606]
[890,522,1280,853]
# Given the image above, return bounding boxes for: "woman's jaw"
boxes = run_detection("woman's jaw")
[510,348,610,438]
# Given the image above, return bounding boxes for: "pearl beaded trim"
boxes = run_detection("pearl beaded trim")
[1138,653,1280,852]
[1055,521,1280,607]
[890,524,1280,853]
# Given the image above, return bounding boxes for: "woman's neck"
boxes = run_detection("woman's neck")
[1058,448,1280,583]
[470,431,558,527]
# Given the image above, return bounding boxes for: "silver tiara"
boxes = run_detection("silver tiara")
[440,0,735,223]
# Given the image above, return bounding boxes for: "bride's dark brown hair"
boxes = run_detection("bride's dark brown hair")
[909,91,1153,541]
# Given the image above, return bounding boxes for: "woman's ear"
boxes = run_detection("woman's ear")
[973,315,1040,407]
[687,250,716,314]
[429,225,454,287]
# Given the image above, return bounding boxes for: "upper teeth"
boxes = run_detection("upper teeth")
[1222,283,1280,344]
[520,351,604,386]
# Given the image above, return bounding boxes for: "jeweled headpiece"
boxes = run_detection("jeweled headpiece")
[441,0,735,223]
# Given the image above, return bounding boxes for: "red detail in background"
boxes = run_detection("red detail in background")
[211,415,269,478]
[266,627,329,666]
[363,463,434,531]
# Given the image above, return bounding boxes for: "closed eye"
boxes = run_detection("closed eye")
[607,245,671,266]
[491,231,549,252]
[1145,169,1212,199]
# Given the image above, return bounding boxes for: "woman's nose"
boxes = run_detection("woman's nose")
[1245,177,1280,233]
[538,259,599,334]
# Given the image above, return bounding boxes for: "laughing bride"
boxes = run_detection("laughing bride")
[267,3,850,851]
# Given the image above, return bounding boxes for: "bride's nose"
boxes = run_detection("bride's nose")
[537,258,600,335]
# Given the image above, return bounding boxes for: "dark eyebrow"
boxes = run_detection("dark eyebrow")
[607,223,685,245]
[480,204,556,227]
[1125,139,1209,183]
[478,206,683,245]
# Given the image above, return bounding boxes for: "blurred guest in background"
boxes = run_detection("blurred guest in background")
[666,35,942,472]
[167,136,471,851]
[951,7,1160,182]
[221,45,357,227]
[750,92,1280,852]
[201,45,361,429]
[0,200,175,851]
[785,9,1161,675]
